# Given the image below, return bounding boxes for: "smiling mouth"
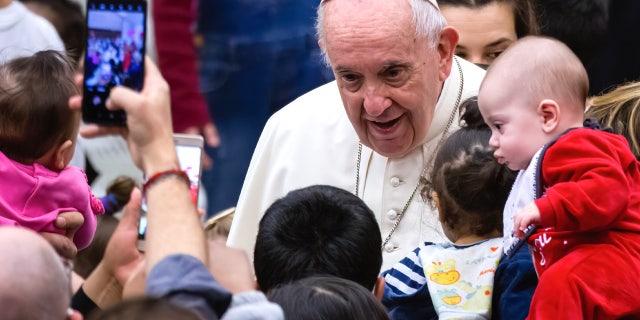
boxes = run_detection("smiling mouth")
[372,118,399,129]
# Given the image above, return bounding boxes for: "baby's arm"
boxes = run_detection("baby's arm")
[513,202,541,238]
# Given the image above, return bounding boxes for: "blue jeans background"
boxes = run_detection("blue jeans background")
[196,1,334,217]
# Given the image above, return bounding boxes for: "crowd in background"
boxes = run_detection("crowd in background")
[1,0,640,319]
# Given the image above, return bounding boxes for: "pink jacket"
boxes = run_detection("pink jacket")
[0,152,104,249]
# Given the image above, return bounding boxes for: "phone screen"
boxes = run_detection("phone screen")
[82,0,147,125]
[138,135,204,244]
[176,144,203,205]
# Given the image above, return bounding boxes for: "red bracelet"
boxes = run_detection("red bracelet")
[142,169,191,197]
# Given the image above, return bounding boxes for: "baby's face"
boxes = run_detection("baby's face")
[478,81,549,171]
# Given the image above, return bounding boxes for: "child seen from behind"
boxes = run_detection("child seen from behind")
[0,50,103,249]
[382,98,517,319]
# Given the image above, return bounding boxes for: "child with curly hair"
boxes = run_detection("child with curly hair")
[382,98,517,319]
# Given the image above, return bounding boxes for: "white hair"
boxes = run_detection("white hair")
[315,0,447,65]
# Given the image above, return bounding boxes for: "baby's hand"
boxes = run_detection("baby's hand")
[513,202,541,238]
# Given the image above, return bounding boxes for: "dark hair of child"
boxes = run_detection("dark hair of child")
[267,275,390,320]
[254,185,382,293]
[0,50,78,165]
[422,97,517,241]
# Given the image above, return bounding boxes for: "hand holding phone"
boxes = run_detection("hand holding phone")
[137,134,205,251]
[82,0,147,126]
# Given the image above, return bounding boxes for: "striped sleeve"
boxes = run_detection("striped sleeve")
[383,245,427,294]
[381,243,437,320]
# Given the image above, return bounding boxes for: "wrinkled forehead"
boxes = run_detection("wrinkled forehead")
[321,0,415,35]
[321,0,439,10]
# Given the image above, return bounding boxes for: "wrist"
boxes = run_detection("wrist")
[143,169,191,197]
[82,262,123,309]
[140,141,179,175]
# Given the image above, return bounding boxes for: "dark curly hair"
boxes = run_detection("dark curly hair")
[422,97,516,241]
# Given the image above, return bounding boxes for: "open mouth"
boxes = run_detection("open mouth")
[373,118,400,129]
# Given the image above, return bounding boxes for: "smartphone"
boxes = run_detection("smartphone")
[137,134,205,250]
[82,0,147,126]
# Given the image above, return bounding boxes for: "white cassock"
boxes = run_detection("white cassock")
[228,57,486,271]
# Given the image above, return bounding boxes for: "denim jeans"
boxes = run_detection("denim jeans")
[196,4,333,216]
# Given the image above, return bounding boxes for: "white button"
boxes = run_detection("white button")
[387,209,398,220]
[390,177,400,187]
[384,243,397,253]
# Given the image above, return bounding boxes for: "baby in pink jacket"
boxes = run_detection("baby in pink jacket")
[0,50,103,250]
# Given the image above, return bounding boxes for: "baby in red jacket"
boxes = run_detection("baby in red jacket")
[478,36,640,320]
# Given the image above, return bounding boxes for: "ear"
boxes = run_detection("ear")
[373,276,386,301]
[431,192,441,211]
[537,99,560,134]
[432,191,446,223]
[53,140,74,171]
[436,26,459,82]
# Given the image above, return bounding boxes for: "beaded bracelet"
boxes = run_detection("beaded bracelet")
[142,169,191,197]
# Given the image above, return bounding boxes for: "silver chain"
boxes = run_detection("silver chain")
[355,57,465,251]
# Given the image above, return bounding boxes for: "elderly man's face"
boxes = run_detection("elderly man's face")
[322,0,447,158]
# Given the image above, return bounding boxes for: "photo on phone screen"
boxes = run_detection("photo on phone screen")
[82,0,147,125]
[138,134,204,248]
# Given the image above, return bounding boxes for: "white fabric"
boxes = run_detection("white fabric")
[228,58,486,271]
[502,148,542,254]
[0,1,64,63]
[420,238,504,319]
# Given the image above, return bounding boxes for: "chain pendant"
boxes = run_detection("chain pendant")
[354,57,465,251]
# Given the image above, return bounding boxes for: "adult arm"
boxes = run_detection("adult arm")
[72,188,144,315]
[88,57,232,318]
[102,57,207,270]
[76,57,207,307]
[207,238,258,294]
[81,57,282,319]
[535,130,637,231]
